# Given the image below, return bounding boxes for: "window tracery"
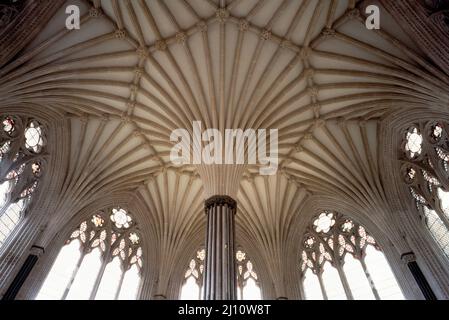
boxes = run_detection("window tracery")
[401,121,449,257]
[180,248,205,300]
[180,248,261,300]
[0,115,45,249]
[36,207,143,300]
[300,211,404,300]
[236,249,261,300]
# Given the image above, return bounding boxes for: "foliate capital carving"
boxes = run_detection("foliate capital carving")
[30,245,45,257]
[205,195,237,212]
[401,252,417,264]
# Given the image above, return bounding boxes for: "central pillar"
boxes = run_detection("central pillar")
[203,195,237,300]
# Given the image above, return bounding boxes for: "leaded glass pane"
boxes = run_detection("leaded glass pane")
[402,122,449,259]
[300,211,404,300]
[36,207,143,300]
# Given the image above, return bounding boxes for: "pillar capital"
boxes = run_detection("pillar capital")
[205,195,237,212]
[401,252,417,264]
[29,246,44,258]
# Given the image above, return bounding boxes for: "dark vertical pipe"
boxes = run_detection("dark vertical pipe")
[401,252,437,300]
[2,246,44,300]
[223,203,228,298]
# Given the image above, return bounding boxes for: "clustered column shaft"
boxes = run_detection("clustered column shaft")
[203,195,237,300]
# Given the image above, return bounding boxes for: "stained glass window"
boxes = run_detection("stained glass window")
[36,207,143,300]
[300,211,404,300]
[401,122,449,258]
[0,115,45,249]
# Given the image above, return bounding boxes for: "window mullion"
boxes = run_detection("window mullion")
[198,285,203,300]
[88,235,113,300]
[88,254,110,300]
[317,272,328,300]
[239,283,244,300]
[36,208,142,300]
[335,261,354,300]
[114,267,127,300]
[62,250,86,300]
[333,231,354,300]
[360,257,381,300]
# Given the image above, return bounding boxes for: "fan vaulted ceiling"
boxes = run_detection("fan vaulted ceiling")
[2,0,449,287]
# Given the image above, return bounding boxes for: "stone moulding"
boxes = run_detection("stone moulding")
[0,0,65,68]
[204,195,237,212]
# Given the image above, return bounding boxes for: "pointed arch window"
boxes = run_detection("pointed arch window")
[36,207,143,300]
[180,248,205,300]
[300,212,404,300]
[0,116,45,249]
[236,250,261,300]
[401,121,449,258]
[180,248,262,300]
